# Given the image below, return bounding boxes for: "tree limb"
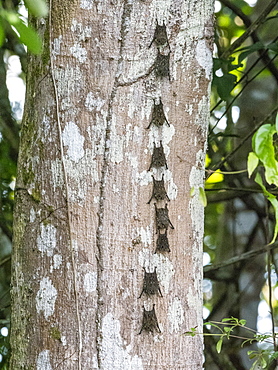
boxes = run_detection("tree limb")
[204,243,278,276]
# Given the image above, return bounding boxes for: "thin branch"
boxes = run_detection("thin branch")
[210,37,278,116]
[210,53,277,132]
[204,243,278,275]
[0,256,11,268]
[207,105,278,177]
[220,0,278,82]
[220,0,278,60]
[265,203,278,361]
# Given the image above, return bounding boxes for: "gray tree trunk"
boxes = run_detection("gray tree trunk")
[10,1,214,368]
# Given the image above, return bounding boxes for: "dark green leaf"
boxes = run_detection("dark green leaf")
[213,74,237,101]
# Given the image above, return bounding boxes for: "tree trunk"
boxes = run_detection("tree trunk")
[10,1,214,368]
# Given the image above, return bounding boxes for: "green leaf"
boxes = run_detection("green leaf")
[203,322,222,332]
[190,187,195,197]
[275,113,278,133]
[12,19,42,54]
[237,42,265,64]
[216,339,223,353]
[253,124,278,186]
[247,152,259,177]
[0,20,4,47]
[268,42,278,53]
[255,173,278,243]
[0,10,42,54]
[24,0,48,17]
[221,318,233,322]
[214,73,237,101]
[248,351,257,359]
[261,357,267,368]
[250,359,259,370]
[199,187,207,207]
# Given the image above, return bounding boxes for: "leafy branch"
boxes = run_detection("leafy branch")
[185,317,278,369]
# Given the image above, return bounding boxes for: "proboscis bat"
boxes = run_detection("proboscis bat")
[147,100,169,129]
[139,304,161,334]
[147,175,170,204]
[155,50,170,79]
[155,230,170,253]
[138,267,163,298]
[155,203,174,233]
[149,20,169,48]
[148,141,168,170]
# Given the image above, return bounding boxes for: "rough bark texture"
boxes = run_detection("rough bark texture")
[10,0,214,368]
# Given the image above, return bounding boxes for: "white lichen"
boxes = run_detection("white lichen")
[50,159,64,192]
[100,312,143,369]
[85,92,105,112]
[84,272,97,293]
[62,122,85,163]
[69,43,87,63]
[189,150,206,246]
[135,170,152,187]
[53,254,62,269]
[168,297,185,333]
[36,277,57,320]
[80,0,93,10]
[37,224,57,257]
[148,122,175,149]
[52,35,62,59]
[71,20,92,42]
[195,39,213,80]
[137,227,153,247]
[30,207,36,222]
[37,350,53,370]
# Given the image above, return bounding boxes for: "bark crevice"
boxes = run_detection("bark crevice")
[95,1,134,366]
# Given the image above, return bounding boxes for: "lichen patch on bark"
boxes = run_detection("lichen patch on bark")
[35,277,57,320]
[37,350,53,370]
[168,297,185,333]
[100,312,144,370]
[37,224,57,257]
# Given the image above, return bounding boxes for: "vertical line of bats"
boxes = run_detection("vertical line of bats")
[139,20,173,335]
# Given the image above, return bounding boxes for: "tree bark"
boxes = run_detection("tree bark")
[10,0,214,368]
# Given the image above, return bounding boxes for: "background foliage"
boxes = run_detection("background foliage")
[0,0,278,368]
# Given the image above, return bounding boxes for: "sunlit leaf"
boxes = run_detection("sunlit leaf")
[206,169,224,184]
[12,20,42,54]
[216,339,223,353]
[24,0,48,17]
[255,173,278,244]
[261,357,267,368]
[237,42,265,64]
[253,124,278,186]
[205,154,211,168]
[247,152,259,177]
[199,187,207,207]
[0,19,4,47]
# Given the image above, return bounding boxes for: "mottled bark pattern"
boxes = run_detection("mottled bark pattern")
[10,0,214,368]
